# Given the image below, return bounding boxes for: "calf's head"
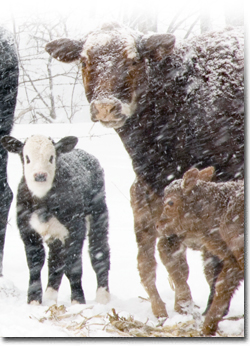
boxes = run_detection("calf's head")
[1,135,78,198]
[157,166,215,237]
[45,23,175,128]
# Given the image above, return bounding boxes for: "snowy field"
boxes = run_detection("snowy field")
[0,122,244,339]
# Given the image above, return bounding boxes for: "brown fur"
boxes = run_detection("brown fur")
[45,25,244,322]
[157,167,244,335]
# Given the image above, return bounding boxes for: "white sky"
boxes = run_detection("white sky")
[1,0,244,33]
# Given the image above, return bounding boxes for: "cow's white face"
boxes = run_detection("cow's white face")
[23,136,56,198]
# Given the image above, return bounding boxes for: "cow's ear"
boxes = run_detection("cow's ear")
[45,38,84,63]
[198,166,215,182]
[55,136,78,155]
[182,167,199,193]
[140,34,175,61]
[1,136,23,154]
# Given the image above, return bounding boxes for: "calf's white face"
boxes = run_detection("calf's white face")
[1,135,78,199]
[23,136,56,198]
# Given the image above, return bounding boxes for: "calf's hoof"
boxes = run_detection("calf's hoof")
[72,299,85,305]
[43,287,58,306]
[29,300,41,306]
[174,299,194,315]
[96,287,110,304]
[151,299,168,319]
[202,318,219,336]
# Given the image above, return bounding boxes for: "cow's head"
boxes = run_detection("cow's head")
[45,23,175,129]
[1,135,78,198]
[157,167,215,237]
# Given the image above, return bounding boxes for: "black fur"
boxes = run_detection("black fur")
[16,147,110,304]
[0,27,19,276]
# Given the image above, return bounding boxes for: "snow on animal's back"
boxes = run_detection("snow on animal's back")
[54,149,105,208]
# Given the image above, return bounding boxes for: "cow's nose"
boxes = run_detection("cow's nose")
[90,102,99,122]
[34,173,47,182]
[91,100,119,121]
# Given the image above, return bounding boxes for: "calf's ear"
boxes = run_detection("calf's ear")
[1,136,23,154]
[140,34,175,61]
[55,136,78,155]
[198,166,215,182]
[182,167,199,193]
[45,38,84,63]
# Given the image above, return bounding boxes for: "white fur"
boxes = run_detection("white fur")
[95,287,110,304]
[123,34,137,59]
[120,92,137,117]
[81,31,137,61]
[29,300,40,306]
[43,287,58,305]
[29,212,69,244]
[23,135,56,198]
[81,33,112,59]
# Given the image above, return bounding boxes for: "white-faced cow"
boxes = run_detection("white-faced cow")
[0,27,19,277]
[157,167,244,336]
[45,23,244,320]
[1,135,110,305]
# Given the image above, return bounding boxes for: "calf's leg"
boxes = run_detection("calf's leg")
[202,248,226,316]
[202,233,243,335]
[44,239,65,304]
[130,180,168,318]
[22,232,45,304]
[157,235,193,314]
[65,227,85,304]
[202,256,243,336]
[88,190,110,304]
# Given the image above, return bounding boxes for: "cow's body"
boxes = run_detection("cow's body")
[158,167,244,335]
[1,135,110,305]
[45,24,244,319]
[0,27,19,276]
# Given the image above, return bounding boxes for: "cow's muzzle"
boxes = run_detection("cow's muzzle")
[90,98,128,129]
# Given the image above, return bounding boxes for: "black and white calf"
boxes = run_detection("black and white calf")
[1,134,110,305]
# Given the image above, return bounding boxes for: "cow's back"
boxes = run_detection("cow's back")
[117,27,244,195]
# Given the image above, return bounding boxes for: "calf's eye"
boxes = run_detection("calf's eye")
[49,155,53,163]
[167,200,174,206]
[26,155,30,164]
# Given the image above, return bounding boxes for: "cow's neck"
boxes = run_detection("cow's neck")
[115,54,192,195]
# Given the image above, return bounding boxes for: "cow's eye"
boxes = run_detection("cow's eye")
[82,61,86,68]
[26,155,30,164]
[49,155,53,163]
[167,200,174,206]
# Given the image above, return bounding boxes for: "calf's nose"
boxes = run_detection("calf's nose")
[34,172,47,182]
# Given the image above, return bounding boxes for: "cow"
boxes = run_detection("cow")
[45,23,244,319]
[157,166,244,336]
[0,27,19,277]
[1,134,110,305]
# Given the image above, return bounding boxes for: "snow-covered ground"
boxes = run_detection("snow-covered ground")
[0,122,244,339]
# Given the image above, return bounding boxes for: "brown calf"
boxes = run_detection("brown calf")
[157,167,244,336]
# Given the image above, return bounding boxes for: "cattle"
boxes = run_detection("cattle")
[45,23,244,319]
[157,166,244,336]
[1,134,110,305]
[0,27,19,277]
